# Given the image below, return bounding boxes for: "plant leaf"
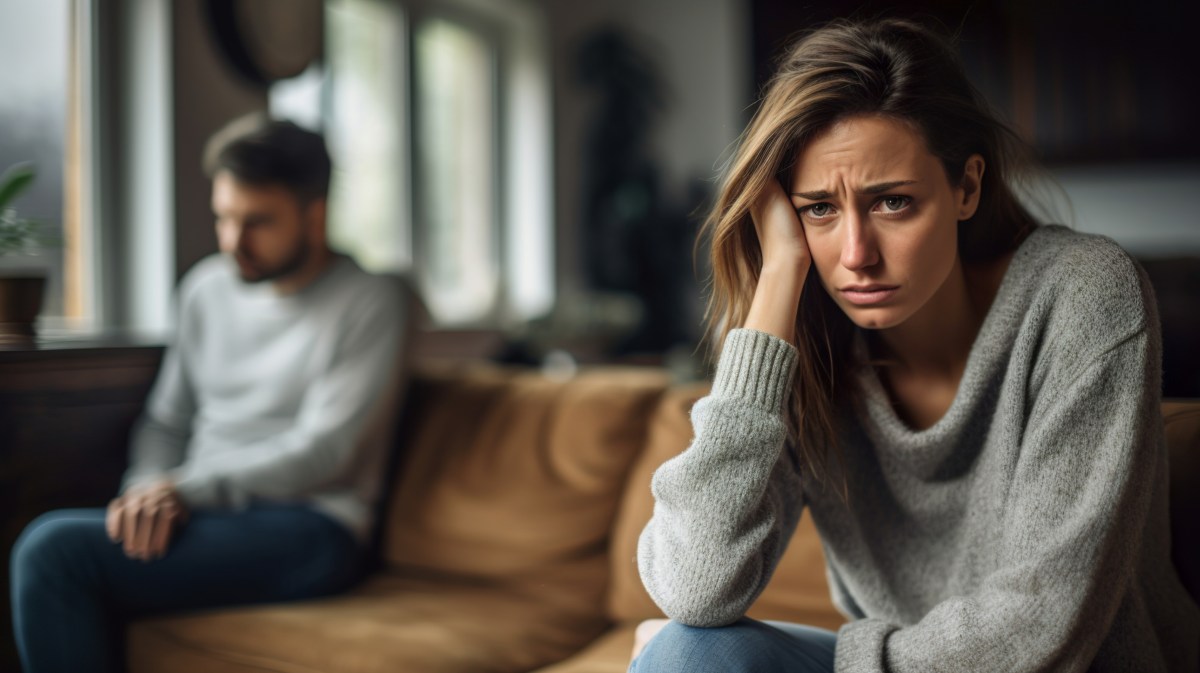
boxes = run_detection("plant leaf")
[0,163,36,210]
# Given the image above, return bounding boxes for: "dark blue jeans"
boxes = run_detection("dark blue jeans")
[630,618,838,673]
[10,504,363,673]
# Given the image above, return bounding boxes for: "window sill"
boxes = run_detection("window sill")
[0,330,165,362]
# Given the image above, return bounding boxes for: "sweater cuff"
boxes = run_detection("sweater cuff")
[835,618,898,673]
[711,328,799,412]
[172,470,237,510]
[120,472,166,495]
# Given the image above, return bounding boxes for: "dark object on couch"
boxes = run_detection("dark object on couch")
[1139,256,1200,398]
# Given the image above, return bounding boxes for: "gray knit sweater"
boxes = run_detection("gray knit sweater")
[638,225,1200,672]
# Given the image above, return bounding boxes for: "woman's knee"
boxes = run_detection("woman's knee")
[631,619,778,673]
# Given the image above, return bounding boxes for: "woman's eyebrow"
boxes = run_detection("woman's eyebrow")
[790,180,918,200]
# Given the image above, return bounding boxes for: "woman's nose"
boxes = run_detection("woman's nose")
[839,213,880,270]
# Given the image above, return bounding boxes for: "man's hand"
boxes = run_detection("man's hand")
[106,480,189,561]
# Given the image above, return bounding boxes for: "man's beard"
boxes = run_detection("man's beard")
[234,237,311,284]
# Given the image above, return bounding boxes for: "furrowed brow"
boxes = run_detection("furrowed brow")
[790,189,832,200]
[790,180,917,200]
[860,180,917,194]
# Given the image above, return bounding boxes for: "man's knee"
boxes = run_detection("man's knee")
[631,619,775,673]
[11,511,103,591]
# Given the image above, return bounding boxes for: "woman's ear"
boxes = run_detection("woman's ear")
[957,154,985,221]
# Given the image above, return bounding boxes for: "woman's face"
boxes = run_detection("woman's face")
[788,114,983,330]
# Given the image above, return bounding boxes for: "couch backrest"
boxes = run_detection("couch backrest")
[607,390,1200,625]
[382,364,667,615]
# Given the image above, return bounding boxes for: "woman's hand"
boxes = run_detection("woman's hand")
[630,619,670,661]
[743,178,811,344]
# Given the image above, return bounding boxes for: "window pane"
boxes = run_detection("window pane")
[414,17,499,325]
[0,0,71,320]
[324,0,410,273]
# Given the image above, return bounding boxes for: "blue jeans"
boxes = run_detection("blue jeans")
[10,504,363,673]
[630,618,838,673]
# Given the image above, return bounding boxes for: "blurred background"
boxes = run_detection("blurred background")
[1,1,1198,666]
[0,0,1197,388]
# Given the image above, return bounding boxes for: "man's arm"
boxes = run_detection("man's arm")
[170,281,407,508]
[110,287,199,559]
[121,289,198,492]
[121,346,195,492]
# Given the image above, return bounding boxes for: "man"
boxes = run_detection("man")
[10,117,409,672]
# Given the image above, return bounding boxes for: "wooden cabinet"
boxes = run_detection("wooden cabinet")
[0,342,163,669]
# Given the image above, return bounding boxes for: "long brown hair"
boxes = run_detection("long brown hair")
[701,18,1038,480]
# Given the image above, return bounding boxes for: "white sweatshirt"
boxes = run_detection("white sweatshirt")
[121,253,407,542]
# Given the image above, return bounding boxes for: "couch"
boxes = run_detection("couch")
[126,362,1200,673]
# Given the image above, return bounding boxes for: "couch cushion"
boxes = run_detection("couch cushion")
[129,567,612,673]
[383,364,666,584]
[1164,399,1200,603]
[606,384,705,623]
[605,383,845,630]
[528,622,639,673]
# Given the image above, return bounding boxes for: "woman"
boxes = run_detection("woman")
[631,18,1199,673]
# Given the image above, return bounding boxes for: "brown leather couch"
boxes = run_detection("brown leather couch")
[126,362,1200,673]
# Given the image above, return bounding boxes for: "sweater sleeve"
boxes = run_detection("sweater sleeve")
[120,297,198,493]
[836,328,1163,673]
[170,282,407,508]
[637,328,806,626]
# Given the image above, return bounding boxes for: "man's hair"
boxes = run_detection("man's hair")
[203,115,331,203]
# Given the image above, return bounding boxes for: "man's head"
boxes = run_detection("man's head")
[203,117,332,285]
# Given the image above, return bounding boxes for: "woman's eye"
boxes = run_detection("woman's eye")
[878,196,912,213]
[800,203,835,219]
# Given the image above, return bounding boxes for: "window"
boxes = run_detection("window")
[322,0,412,274]
[413,16,500,324]
[0,0,99,331]
[271,0,553,327]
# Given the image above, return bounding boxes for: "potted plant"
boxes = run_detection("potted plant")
[0,162,51,344]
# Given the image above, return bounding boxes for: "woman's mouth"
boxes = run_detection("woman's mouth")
[839,284,899,306]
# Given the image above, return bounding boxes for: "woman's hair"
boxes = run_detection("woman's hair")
[701,18,1039,480]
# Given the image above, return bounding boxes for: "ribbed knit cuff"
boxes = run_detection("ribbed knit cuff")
[711,328,799,412]
[835,619,899,673]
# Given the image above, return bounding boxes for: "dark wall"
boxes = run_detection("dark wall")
[172,0,268,281]
[750,0,1200,164]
